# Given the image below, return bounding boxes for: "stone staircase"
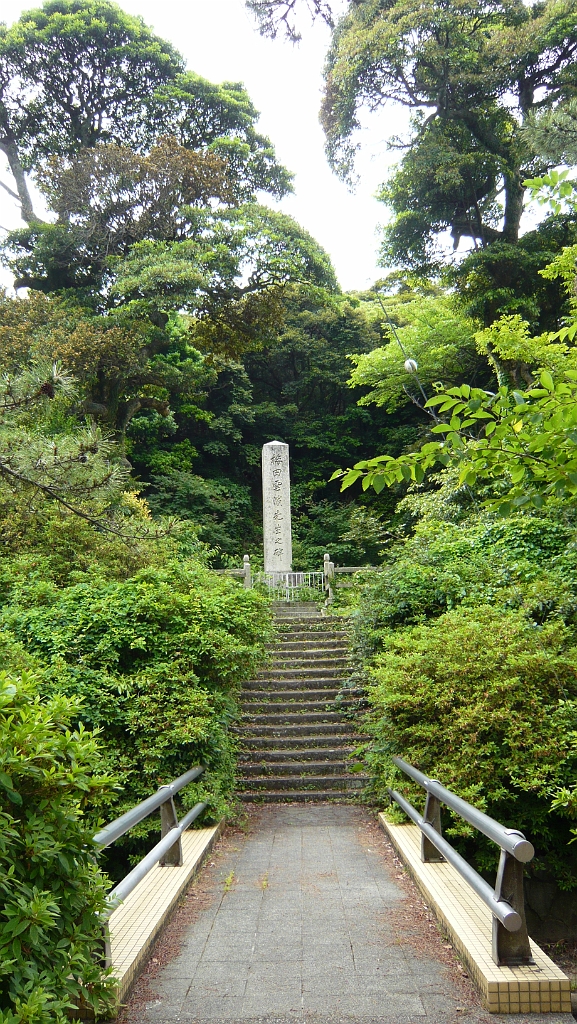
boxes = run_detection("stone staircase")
[236,616,368,802]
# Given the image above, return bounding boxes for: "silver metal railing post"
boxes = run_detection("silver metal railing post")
[95,767,207,964]
[93,766,204,850]
[389,757,534,967]
[421,788,444,863]
[492,844,532,965]
[159,791,183,867]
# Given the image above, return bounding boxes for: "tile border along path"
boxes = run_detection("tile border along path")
[110,825,223,1002]
[119,805,571,1024]
[378,817,570,1016]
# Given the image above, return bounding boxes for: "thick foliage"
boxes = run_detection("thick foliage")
[452,217,577,331]
[125,286,404,567]
[0,1,290,225]
[0,560,272,876]
[353,509,575,648]
[365,607,577,887]
[0,673,115,1024]
[321,0,577,271]
[347,294,480,413]
[349,503,577,886]
[335,369,577,514]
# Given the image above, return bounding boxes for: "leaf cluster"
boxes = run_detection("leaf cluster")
[0,560,273,874]
[334,370,577,514]
[0,671,116,1023]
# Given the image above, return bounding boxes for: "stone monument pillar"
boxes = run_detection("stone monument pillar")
[262,441,292,573]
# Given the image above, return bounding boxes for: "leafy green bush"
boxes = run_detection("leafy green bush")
[0,672,115,1024]
[365,606,577,888]
[0,560,272,877]
[346,501,577,892]
[351,511,576,660]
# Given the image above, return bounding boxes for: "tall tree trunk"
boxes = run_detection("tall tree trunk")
[0,137,42,225]
[502,171,524,243]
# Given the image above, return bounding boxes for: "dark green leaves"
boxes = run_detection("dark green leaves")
[0,673,117,1020]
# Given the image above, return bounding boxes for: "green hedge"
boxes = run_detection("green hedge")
[349,508,577,888]
[0,558,272,878]
[0,673,115,1024]
[365,604,577,887]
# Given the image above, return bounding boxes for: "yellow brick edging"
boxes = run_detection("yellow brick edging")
[109,821,224,1005]
[379,815,571,1015]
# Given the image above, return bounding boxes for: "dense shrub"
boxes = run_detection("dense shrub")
[351,511,576,661]
[0,560,272,877]
[0,672,115,1024]
[365,605,577,887]
[346,503,577,891]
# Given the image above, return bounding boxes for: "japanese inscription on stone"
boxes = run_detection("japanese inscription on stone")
[262,440,292,572]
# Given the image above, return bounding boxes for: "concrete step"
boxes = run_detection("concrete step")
[240,710,347,725]
[274,623,348,633]
[242,697,356,711]
[267,658,350,670]
[238,746,357,762]
[236,722,360,738]
[272,638,350,647]
[273,600,322,609]
[241,760,352,777]
[239,733,363,749]
[238,615,361,805]
[256,667,349,678]
[269,654,350,664]
[268,651,350,659]
[246,677,347,690]
[242,679,345,692]
[272,637,348,647]
[270,647,350,655]
[242,688,340,702]
[274,622,350,630]
[238,774,368,792]
[238,790,363,803]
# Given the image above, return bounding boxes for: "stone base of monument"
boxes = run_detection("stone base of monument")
[272,601,323,619]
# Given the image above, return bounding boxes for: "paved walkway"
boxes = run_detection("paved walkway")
[134,806,563,1024]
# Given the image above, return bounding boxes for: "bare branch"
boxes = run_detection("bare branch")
[245,0,333,41]
[0,178,21,204]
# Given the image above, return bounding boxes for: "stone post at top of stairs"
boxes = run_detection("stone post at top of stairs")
[262,441,292,573]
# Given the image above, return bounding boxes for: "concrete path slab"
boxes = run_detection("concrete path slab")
[127,805,571,1024]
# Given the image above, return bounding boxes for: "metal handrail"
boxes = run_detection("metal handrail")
[95,766,207,962]
[94,767,204,849]
[105,801,207,912]
[389,757,535,967]
[393,757,534,862]
[390,789,522,931]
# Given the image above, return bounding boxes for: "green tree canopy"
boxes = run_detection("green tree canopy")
[347,293,480,413]
[320,0,577,272]
[3,138,236,291]
[0,0,291,224]
[247,1,577,274]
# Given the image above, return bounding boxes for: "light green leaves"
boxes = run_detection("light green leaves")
[332,372,577,511]
[524,169,577,216]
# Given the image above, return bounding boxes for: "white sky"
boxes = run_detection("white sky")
[0,0,409,292]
